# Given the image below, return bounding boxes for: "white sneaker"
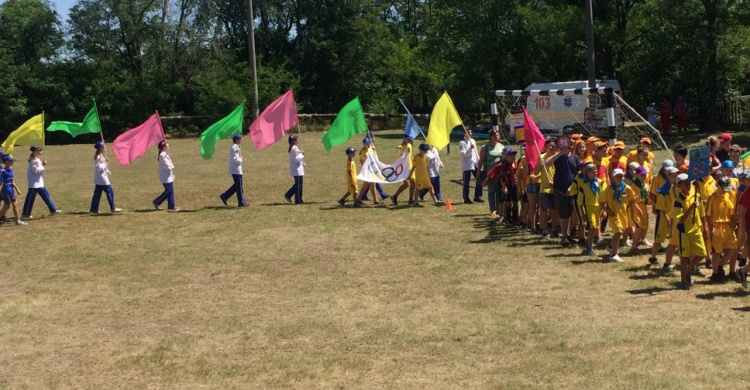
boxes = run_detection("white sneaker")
[15,220,28,226]
[112,208,123,213]
[167,207,180,212]
[51,210,61,215]
[641,240,654,248]
[21,215,33,219]
[609,254,624,263]
[622,239,633,248]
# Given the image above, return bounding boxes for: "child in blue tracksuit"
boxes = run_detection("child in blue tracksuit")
[90,141,122,214]
[220,134,247,207]
[0,155,27,225]
[153,140,178,211]
[22,146,60,218]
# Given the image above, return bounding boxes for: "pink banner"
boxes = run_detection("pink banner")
[112,112,164,166]
[249,89,299,150]
[522,106,546,172]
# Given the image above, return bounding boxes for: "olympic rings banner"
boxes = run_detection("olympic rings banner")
[357,150,411,184]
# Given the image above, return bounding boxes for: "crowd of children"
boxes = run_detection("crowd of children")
[456,130,750,291]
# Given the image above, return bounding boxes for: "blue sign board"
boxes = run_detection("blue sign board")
[688,146,711,180]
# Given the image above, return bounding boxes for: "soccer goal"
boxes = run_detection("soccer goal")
[488,87,670,151]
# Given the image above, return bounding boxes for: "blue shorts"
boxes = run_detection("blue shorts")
[1,188,15,203]
[526,183,541,194]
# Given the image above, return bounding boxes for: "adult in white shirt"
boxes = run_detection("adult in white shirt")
[459,126,482,203]
[22,146,60,218]
[90,141,122,214]
[284,134,305,204]
[152,140,178,211]
[418,145,444,201]
[220,134,247,207]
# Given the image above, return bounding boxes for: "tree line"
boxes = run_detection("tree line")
[1,0,749,140]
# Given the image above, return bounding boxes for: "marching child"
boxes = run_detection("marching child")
[411,143,442,206]
[649,166,679,266]
[284,134,305,204]
[706,176,739,283]
[578,164,602,256]
[0,155,27,225]
[22,146,60,218]
[391,134,416,205]
[152,141,178,211]
[220,134,247,207]
[419,144,444,202]
[90,141,122,214]
[602,168,638,263]
[672,174,709,289]
[338,147,360,207]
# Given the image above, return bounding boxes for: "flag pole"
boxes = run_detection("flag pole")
[156,110,167,140]
[42,111,46,148]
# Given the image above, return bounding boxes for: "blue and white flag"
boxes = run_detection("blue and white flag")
[399,98,423,140]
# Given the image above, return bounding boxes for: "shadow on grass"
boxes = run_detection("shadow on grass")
[731,306,750,312]
[571,258,608,265]
[627,286,671,295]
[68,211,92,216]
[695,290,750,300]
[622,265,652,273]
[261,202,324,206]
[131,208,160,213]
[629,273,667,281]
[203,206,242,211]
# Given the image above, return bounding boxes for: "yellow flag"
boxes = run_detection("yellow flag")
[2,114,44,156]
[426,92,462,150]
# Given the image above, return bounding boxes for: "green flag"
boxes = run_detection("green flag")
[47,103,102,137]
[321,97,368,151]
[200,103,245,159]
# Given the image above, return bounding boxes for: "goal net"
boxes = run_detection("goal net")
[489,87,670,152]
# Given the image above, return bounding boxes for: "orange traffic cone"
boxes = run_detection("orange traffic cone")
[445,199,453,211]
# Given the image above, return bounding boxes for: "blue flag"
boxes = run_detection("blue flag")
[399,98,422,140]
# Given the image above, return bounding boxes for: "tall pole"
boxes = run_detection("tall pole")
[585,0,596,89]
[247,0,259,119]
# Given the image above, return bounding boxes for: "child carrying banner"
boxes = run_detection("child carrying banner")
[411,144,442,206]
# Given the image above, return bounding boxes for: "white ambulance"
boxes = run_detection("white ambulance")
[506,79,622,140]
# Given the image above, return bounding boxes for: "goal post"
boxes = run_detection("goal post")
[488,87,670,153]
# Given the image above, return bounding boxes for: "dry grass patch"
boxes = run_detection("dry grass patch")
[1,132,750,388]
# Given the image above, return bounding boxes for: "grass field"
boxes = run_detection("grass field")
[2,130,750,389]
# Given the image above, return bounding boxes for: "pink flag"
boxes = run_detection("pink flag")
[112,112,165,166]
[249,89,299,150]
[522,106,546,172]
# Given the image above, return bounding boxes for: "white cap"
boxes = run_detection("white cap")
[612,168,625,176]
[665,166,679,174]
[675,173,689,184]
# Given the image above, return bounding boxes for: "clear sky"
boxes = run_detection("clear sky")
[51,0,76,23]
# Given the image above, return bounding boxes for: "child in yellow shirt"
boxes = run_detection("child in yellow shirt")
[706,177,739,282]
[602,169,639,263]
[629,165,651,253]
[671,174,708,289]
[339,147,360,207]
[649,166,679,266]
[411,144,442,206]
[576,164,603,256]
[391,134,416,205]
